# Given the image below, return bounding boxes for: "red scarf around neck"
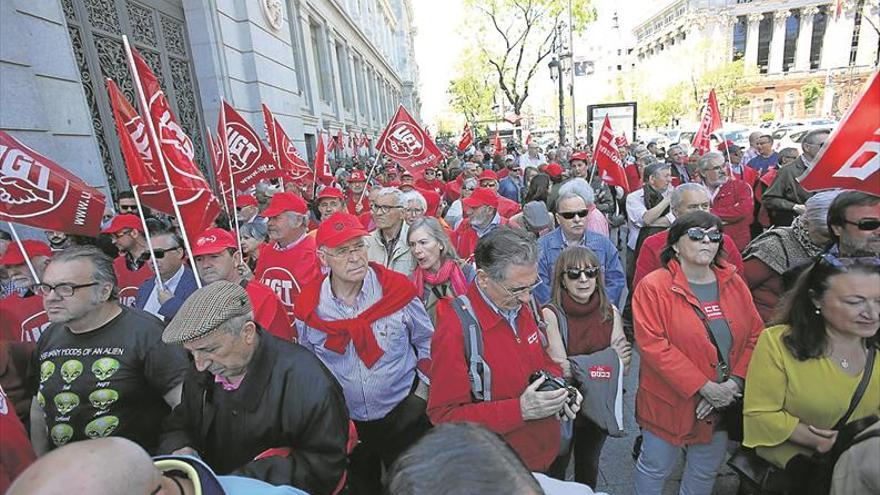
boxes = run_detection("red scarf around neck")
[294,262,417,368]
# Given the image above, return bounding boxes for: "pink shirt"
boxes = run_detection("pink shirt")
[585,206,610,237]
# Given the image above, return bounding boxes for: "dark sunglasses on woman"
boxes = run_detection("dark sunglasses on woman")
[686,227,723,243]
[564,266,600,280]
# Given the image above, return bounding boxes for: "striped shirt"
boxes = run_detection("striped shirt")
[296,268,434,421]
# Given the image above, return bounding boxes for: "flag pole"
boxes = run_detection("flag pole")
[358,150,383,205]
[131,185,165,290]
[219,101,244,262]
[271,117,286,191]
[5,222,40,285]
[122,35,201,289]
[311,129,320,200]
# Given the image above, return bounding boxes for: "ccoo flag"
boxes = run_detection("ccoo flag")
[376,105,443,179]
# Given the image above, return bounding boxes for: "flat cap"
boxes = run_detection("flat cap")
[162,281,252,344]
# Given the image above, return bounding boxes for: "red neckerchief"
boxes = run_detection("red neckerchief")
[293,262,417,368]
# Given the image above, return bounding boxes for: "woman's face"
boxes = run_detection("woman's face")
[673,226,721,267]
[240,235,261,255]
[408,227,443,272]
[815,271,880,339]
[562,261,598,304]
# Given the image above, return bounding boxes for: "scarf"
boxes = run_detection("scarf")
[743,216,824,274]
[293,262,417,368]
[560,291,614,355]
[412,259,468,299]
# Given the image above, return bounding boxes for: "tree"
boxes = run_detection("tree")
[801,79,823,113]
[462,0,595,116]
[447,48,496,124]
[696,60,749,121]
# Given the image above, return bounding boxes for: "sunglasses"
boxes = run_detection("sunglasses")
[844,219,880,231]
[686,227,723,243]
[558,209,588,220]
[152,246,180,259]
[565,266,600,280]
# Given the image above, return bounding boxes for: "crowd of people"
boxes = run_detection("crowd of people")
[0,131,877,495]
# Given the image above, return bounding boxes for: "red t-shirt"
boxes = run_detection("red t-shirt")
[113,256,152,308]
[254,236,322,322]
[245,280,296,341]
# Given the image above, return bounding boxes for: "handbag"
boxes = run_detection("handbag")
[693,308,743,442]
[728,345,877,494]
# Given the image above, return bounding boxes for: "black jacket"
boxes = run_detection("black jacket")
[159,329,349,495]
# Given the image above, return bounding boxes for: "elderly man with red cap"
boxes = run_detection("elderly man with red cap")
[253,192,322,321]
[101,214,152,307]
[294,212,433,494]
[346,170,370,215]
[235,194,263,226]
[451,187,507,261]
[0,240,52,343]
[414,166,444,197]
[192,228,294,341]
[479,170,520,219]
[315,187,346,223]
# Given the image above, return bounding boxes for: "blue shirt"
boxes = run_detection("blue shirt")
[747,153,778,174]
[535,227,626,307]
[296,268,434,421]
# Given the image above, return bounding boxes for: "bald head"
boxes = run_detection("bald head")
[9,438,160,495]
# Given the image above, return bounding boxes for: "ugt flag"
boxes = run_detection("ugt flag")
[691,89,722,156]
[220,100,285,191]
[0,131,106,236]
[593,116,630,193]
[376,105,443,178]
[800,70,879,195]
[456,122,473,152]
[261,104,312,184]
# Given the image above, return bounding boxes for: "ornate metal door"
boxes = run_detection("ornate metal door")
[62,0,206,198]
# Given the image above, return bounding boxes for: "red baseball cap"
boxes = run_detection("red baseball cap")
[717,140,740,152]
[545,163,564,178]
[236,194,258,208]
[317,187,345,201]
[570,152,590,163]
[262,192,308,218]
[191,228,237,257]
[462,188,499,209]
[101,214,143,234]
[479,170,499,181]
[0,240,52,266]
[316,212,368,248]
[349,170,367,183]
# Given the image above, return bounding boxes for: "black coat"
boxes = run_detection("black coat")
[159,329,349,495]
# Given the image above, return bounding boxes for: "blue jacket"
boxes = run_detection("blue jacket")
[535,228,626,307]
[135,267,198,321]
[498,176,523,203]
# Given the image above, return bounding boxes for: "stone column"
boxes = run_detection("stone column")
[768,10,791,73]
[794,6,819,71]
[822,1,857,69]
[855,4,880,66]
[744,12,764,71]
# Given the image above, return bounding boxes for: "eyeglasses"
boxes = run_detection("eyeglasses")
[111,229,134,239]
[564,266,600,280]
[425,171,436,176]
[370,204,403,214]
[324,241,367,258]
[492,277,542,298]
[152,246,181,259]
[404,208,425,216]
[481,181,498,188]
[34,281,99,298]
[462,187,476,192]
[685,227,723,243]
[558,210,589,220]
[844,219,880,231]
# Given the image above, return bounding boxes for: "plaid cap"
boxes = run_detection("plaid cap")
[162,280,252,344]
[101,214,143,234]
[0,240,52,266]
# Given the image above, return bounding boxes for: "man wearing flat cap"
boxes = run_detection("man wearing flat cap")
[294,212,434,494]
[159,281,349,495]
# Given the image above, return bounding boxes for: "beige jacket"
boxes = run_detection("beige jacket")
[365,222,415,276]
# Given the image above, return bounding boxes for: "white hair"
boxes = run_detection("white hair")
[557,178,595,207]
[376,187,405,207]
[401,190,427,210]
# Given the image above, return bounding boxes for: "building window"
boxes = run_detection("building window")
[850,0,864,66]
[757,14,773,74]
[783,12,799,72]
[353,55,366,116]
[762,97,774,114]
[732,16,747,61]
[335,42,353,111]
[310,22,331,104]
[810,6,828,69]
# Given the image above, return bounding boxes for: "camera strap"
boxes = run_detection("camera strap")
[451,295,492,402]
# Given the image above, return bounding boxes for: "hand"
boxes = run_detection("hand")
[173,446,198,456]
[808,426,838,454]
[559,388,583,421]
[793,204,806,215]
[355,203,363,214]
[695,398,715,420]
[157,287,174,304]
[699,380,741,409]
[612,339,633,368]
[520,376,569,421]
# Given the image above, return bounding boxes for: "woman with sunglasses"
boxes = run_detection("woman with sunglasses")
[541,246,631,487]
[632,211,763,494]
[742,254,879,491]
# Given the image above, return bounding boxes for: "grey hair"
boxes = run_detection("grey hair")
[463,177,478,189]
[401,190,427,211]
[49,245,117,300]
[557,178,595,208]
[804,189,843,228]
[279,210,307,227]
[637,154,658,167]
[670,182,711,211]
[474,226,538,281]
[239,222,268,241]
[407,217,458,262]
[696,151,725,172]
[216,311,255,336]
[667,144,684,157]
[376,187,405,207]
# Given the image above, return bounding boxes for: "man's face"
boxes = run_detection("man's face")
[528,145,538,158]
[350,180,366,194]
[46,231,69,248]
[673,190,712,217]
[266,212,302,242]
[472,151,484,163]
[727,148,743,165]
[465,205,495,229]
[480,178,499,191]
[649,168,672,190]
[401,176,415,188]
[195,250,237,284]
[779,150,799,166]
[757,137,774,156]
[700,160,728,188]
[151,234,184,281]
[834,204,880,256]
[802,132,830,161]
[319,237,369,286]
[555,196,588,239]
[236,205,257,223]
[372,194,404,230]
[183,322,256,378]
[463,162,480,179]
[318,198,343,219]
[571,159,589,178]
[117,199,138,215]
[111,229,137,253]
[41,259,108,324]
[477,263,540,311]
[424,169,438,181]
[647,143,657,154]
[385,171,399,183]
[667,148,686,165]
[6,260,43,290]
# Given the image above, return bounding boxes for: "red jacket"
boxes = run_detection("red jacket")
[0,385,35,493]
[632,230,744,289]
[444,175,465,202]
[245,280,295,341]
[0,293,48,343]
[710,178,754,252]
[414,178,445,197]
[624,163,642,191]
[632,260,762,446]
[346,194,370,216]
[113,256,152,308]
[497,195,521,219]
[451,216,508,261]
[428,283,562,471]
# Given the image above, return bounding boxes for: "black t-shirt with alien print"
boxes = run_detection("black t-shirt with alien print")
[35,306,189,453]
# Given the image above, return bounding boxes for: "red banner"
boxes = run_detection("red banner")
[376,105,443,178]
[593,116,630,193]
[205,131,231,213]
[457,122,473,152]
[261,104,312,185]
[315,131,333,186]
[691,89,723,156]
[221,101,285,191]
[0,131,106,236]
[800,71,880,195]
[493,132,503,157]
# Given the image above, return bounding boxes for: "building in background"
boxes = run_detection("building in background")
[0,0,420,201]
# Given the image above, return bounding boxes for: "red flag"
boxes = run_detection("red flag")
[261,103,280,162]
[314,131,333,185]
[593,116,631,192]
[691,89,723,156]
[261,104,312,184]
[457,123,473,152]
[525,132,533,146]
[492,132,503,157]
[205,132,231,213]
[107,78,219,234]
[800,71,879,195]
[0,131,106,236]
[336,129,344,155]
[221,101,285,190]
[615,134,629,147]
[376,105,443,178]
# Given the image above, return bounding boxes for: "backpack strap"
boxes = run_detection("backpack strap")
[543,303,569,351]
[527,296,549,348]
[450,295,492,402]
[833,346,876,430]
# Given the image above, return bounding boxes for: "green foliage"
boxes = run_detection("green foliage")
[697,59,749,121]
[447,49,496,124]
[760,112,776,122]
[801,80,823,110]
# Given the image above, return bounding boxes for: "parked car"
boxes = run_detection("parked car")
[774,124,835,152]
[678,124,753,152]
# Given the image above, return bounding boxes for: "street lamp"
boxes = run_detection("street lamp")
[548,56,565,145]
